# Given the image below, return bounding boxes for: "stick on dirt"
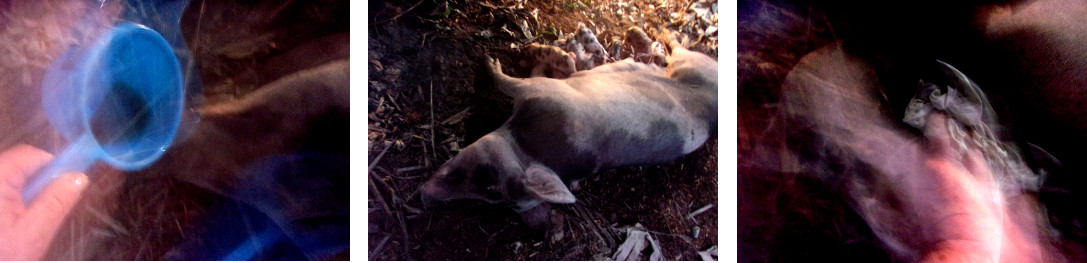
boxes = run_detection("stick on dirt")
[369,145,392,173]
[687,204,713,219]
[371,167,412,260]
[430,82,437,160]
[376,0,426,25]
[369,235,391,260]
[440,107,471,125]
[369,170,394,220]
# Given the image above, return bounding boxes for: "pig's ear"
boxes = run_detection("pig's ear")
[523,164,576,203]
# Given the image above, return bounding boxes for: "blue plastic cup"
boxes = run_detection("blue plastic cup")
[21,22,184,204]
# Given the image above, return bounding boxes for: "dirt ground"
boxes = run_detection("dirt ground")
[367,0,719,260]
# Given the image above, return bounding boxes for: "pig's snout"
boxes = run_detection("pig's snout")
[419,179,442,208]
[420,166,459,208]
[420,195,435,208]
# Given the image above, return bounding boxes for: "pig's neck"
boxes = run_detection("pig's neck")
[491,128,595,184]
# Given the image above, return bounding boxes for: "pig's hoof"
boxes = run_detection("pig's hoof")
[655,28,681,49]
[485,55,503,75]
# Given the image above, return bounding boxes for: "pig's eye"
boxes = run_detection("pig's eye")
[471,165,500,187]
[484,185,503,200]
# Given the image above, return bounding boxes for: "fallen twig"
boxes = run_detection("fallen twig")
[402,204,423,215]
[641,228,696,247]
[370,161,411,260]
[386,92,403,113]
[687,203,713,219]
[368,145,391,173]
[568,205,591,240]
[369,235,392,260]
[404,184,423,204]
[369,126,391,134]
[374,96,386,114]
[592,204,621,242]
[419,139,431,168]
[373,166,393,178]
[398,209,411,260]
[575,203,614,249]
[440,107,471,125]
[396,165,426,173]
[429,82,437,160]
[371,172,400,205]
[376,0,426,25]
[369,168,394,222]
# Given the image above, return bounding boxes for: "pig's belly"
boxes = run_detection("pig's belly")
[507,71,711,180]
[564,74,711,168]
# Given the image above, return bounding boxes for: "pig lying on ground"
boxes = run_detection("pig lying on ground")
[420,32,717,228]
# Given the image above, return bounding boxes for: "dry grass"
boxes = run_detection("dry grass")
[0,0,120,150]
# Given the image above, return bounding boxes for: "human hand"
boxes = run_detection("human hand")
[917,112,1043,262]
[0,145,89,260]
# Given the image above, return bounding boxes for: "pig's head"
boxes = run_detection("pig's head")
[420,133,576,228]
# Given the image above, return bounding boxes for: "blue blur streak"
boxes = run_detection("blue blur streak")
[221,225,285,261]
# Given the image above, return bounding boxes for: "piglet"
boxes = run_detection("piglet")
[524,43,577,79]
[421,33,717,229]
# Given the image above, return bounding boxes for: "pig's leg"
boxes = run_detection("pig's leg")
[657,29,717,90]
[485,56,534,99]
